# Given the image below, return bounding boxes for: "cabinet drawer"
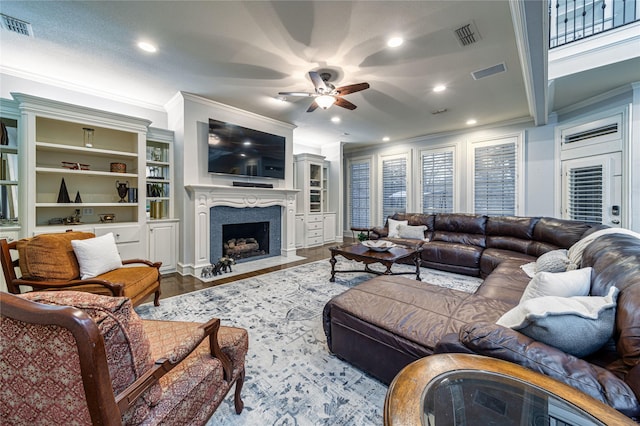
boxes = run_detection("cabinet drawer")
[95,225,140,244]
[307,236,323,246]
[307,221,322,231]
[307,229,323,238]
[307,214,323,223]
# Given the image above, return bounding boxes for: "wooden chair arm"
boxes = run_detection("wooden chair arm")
[122,259,162,269]
[115,318,232,415]
[12,278,125,297]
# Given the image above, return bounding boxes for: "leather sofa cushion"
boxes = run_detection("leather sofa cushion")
[581,234,640,369]
[421,241,483,269]
[434,213,486,234]
[475,261,531,305]
[18,232,95,280]
[532,217,595,249]
[486,216,539,239]
[325,275,512,351]
[480,248,536,278]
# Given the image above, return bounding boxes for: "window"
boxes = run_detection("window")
[421,148,454,214]
[381,155,407,219]
[349,159,371,228]
[567,164,603,222]
[472,137,519,216]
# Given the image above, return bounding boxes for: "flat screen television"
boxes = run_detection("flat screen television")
[208,118,285,179]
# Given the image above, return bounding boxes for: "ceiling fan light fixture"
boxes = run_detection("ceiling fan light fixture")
[316,95,336,109]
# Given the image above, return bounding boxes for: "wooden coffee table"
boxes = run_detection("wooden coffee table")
[329,243,422,282]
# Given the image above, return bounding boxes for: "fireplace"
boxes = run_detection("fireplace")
[222,221,269,260]
[210,205,281,264]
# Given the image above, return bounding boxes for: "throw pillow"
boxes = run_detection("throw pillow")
[520,267,591,303]
[71,233,123,279]
[535,249,570,273]
[520,262,536,278]
[387,218,408,238]
[397,224,427,240]
[497,286,618,357]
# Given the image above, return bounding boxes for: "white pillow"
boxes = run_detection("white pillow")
[387,218,408,238]
[71,232,123,279]
[397,224,427,240]
[520,267,592,303]
[497,286,618,357]
[520,262,536,278]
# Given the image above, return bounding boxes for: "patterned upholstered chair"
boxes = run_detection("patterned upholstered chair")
[1,231,161,306]
[0,291,248,425]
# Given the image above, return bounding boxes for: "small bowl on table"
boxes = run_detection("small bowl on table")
[361,240,396,252]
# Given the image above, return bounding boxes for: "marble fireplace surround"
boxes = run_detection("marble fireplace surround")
[185,185,299,276]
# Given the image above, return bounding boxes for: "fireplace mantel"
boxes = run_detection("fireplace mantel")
[185,185,299,275]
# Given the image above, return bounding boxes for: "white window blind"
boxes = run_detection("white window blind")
[382,157,407,219]
[567,165,603,222]
[349,161,370,228]
[422,150,454,213]
[474,142,516,216]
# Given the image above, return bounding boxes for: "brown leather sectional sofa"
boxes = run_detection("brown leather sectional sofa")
[322,213,640,418]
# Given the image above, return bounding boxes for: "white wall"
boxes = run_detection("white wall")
[0,73,168,127]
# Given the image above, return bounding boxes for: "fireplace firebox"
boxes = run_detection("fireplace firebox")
[222,222,269,260]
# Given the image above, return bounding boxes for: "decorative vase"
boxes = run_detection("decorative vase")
[116,180,129,203]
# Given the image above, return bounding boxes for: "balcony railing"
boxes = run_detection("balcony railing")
[550,0,640,48]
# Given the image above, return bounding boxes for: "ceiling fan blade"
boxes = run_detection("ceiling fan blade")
[306,100,319,112]
[309,71,328,92]
[278,91,315,97]
[334,97,357,110]
[335,82,370,96]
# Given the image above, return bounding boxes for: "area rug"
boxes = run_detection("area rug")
[135,259,483,425]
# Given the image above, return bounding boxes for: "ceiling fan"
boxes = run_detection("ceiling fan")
[279,71,370,112]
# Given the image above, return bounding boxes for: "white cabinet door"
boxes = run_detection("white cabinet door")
[295,215,305,248]
[323,213,336,243]
[148,221,177,273]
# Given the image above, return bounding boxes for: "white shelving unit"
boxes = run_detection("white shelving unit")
[294,153,336,247]
[13,93,151,258]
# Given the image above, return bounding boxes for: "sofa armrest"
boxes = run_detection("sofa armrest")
[12,277,124,296]
[458,322,640,417]
[370,226,388,239]
[116,318,232,415]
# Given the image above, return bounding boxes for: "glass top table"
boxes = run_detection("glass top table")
[384,354,635,426]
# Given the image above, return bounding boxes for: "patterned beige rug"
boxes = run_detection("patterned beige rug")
[136,259,482,425]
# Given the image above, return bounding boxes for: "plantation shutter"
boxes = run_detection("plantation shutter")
[422,150,454,213]
[474,141,516,216]
[567,165,603,222]
[349,161,371,228]
[382,157,407,219]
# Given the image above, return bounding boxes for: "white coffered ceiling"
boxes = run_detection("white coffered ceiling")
[0,1,636,147]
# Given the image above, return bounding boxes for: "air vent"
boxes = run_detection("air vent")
[564,123,618,144]
[431,108,448,115]
[0,14,33,37]
[454,21,481,47]
[471,63,507,80]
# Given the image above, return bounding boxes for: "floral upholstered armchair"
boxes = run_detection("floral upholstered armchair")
[0,291,248,425]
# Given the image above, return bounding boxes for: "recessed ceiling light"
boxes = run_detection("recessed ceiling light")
[466,119,477,125]
[331,116,341,123]
[137,41,157,53]
[387,37,403,48]
[243,141,251,146]
[382,136,390,142]
[433,85,447,92]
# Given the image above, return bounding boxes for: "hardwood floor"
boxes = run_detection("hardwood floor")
[142,240,352,303]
